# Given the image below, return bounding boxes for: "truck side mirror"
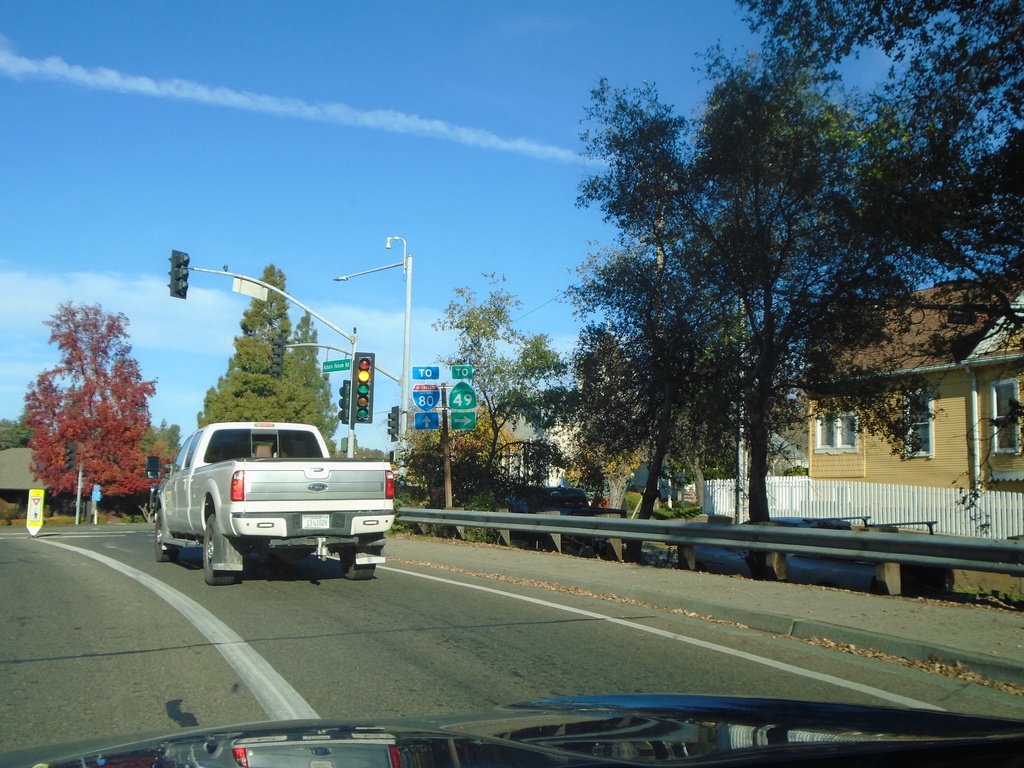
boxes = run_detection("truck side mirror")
[145,455,162,479]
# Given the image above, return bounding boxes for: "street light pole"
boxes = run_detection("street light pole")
[333,236,412,439]
[386,236,412,437]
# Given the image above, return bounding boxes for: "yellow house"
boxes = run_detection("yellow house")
[810,287,1024,494]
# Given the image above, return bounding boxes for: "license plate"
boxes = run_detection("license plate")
[302,514,331,529]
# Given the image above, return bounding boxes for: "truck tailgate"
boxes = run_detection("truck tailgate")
[242,463,390,503]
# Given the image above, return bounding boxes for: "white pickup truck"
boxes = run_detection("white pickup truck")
[154,421,394,585]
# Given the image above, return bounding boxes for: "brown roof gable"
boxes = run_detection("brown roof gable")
[0,448,45,492]
[853,283,1014,373]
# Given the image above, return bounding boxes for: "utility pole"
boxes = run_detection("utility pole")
[441,384,453,509]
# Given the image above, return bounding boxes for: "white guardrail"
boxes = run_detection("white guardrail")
[396,508,1024,595]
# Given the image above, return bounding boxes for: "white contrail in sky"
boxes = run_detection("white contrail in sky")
[0,46,578,164]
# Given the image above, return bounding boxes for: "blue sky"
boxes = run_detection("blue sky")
[0,1,772,450]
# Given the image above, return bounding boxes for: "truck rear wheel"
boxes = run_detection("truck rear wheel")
[155,515,179,563]
[204,515,239,586]
[339,549,375,581]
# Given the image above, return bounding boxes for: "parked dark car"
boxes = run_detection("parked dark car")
[506,485,594,515]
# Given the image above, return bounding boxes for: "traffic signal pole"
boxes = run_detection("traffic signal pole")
[74,463,83,525]
[171,257,408,459]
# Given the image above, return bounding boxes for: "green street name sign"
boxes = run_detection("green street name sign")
[322,359,352,373]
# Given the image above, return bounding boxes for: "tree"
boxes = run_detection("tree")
[742,0,1024,327]
[198,265,335,440]
[689,54,913,527]
[0,411,32,450]
[577,56,912,541]
[402,410,515,510]
[574,81,749,536]
[566,241,736,546]
[199,264,292,425]
[563,323,657,511]
[284,313,338,452]
[433,274,567,497]
[141,420,182,468]
[24,303,156,497]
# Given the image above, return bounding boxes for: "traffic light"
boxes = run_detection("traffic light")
[169,250,190,299]
[387,405,400,441]
[270,334,286,377]
[64,443,77,471]
[352,353,375,424]
[339,380,352,427]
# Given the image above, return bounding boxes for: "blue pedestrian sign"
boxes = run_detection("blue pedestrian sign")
[414,412,440,430]
[412,384,440,411]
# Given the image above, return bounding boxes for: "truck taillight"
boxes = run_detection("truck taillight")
[385,469,395,500]
[231,470,245,501]
[233,746,249,767]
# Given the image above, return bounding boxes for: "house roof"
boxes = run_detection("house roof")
[0,448,44,491]
[856,283,1024,373]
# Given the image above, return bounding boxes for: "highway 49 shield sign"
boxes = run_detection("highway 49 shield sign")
[448,381,477,410]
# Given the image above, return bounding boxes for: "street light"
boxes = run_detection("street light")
[333,236,413,438]
[386,236,413,438]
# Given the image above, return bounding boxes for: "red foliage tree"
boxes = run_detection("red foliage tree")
[25,303,157,498]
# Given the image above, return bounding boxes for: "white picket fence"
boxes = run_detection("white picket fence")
[703,477,1024,540]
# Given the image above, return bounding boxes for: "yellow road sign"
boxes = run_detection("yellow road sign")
[26,488,45,537]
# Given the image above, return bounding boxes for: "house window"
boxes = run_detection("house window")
[905,389,933,458]
[815,413,858,452]
[992,379,1020,455]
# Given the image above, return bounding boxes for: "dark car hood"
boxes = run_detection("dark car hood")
[8,694,1024,768]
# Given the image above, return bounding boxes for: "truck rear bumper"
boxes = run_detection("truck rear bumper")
[229,512,394,538]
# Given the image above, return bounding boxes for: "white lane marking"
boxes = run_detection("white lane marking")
[379,565,943,712]
[41,540,319,721]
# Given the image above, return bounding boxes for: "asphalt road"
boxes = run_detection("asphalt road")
[2,524,1023,759]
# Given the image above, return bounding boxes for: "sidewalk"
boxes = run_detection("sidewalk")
[385,535,1024,687]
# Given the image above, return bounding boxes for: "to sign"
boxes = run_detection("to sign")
[413,366,439,380]
[413,383,440,411]
[26,489,45,537]
[414,412,440,430]
[322,359,351,373]
[448,381,477,410]
[451,411,477,431]
[451,365,474,380]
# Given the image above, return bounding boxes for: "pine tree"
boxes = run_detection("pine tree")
[198,265,336,440]
[287,313,339,452]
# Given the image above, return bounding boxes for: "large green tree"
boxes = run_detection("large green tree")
[577,55,912,535]
[199,265,335,441]
[566,239,730,533]
[562,324,649,511]
[743,0,1024,324]
[24,303,156,497]
[432,274,566,498]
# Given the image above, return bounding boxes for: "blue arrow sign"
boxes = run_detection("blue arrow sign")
[414,412,440,430]
[412,366,440,380]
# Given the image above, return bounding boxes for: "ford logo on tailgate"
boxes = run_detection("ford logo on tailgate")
[307,482,329,493]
